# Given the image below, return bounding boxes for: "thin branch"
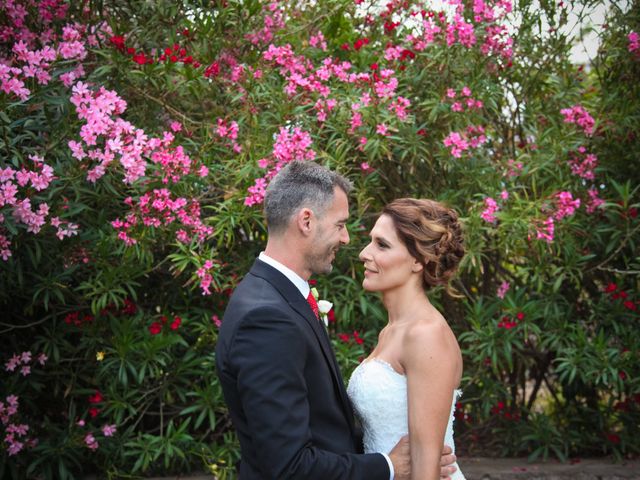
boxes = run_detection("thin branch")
[129,86,200,126]
[588,222,640,272]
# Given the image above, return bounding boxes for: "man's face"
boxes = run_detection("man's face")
[307,187,350,275]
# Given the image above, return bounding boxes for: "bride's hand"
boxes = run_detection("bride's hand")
[439,444,457,479]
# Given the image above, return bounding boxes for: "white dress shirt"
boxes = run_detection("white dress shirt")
[257,253,395,480]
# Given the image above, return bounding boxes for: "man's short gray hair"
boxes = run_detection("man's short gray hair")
[264,161,352,235]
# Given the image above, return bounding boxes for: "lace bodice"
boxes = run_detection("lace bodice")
[347,358,465,479]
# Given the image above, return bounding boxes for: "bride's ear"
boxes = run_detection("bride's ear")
[411,258,424,273]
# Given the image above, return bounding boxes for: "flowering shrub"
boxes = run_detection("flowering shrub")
[1,0,639,477]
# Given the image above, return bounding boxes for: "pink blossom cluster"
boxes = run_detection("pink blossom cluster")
[586,188,605,214]
[196,260,217,295]
[446,14,477,48]
[1,395,35,456]
[628,31,639,55]
[309,31,328,51]
[536,216,555,243]
[246,127,316,206]
[446,86,483,112]
[0,0,107,101]
[443,125,487,157]
[480,197,499,223]
[388,96,411,120]
[70,82,209,186]
[314,98,338,122]
[112,189,213,246]
[497,281,510,299]
[504,158,524,177]
[0,153,69,259]
[215,118,242,153]
[76,419,117,452]
[245,1,285,46]
[554,191,580,220]
[4,351,48,377]
[560,104,595,137]
[567,147,598,180]
[405,1,513,59]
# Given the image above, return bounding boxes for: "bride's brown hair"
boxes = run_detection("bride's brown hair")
[382,198,465,297]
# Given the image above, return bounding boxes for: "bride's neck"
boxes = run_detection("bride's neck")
[382,282,429,324]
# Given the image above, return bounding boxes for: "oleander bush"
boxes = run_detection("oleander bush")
[1,0,638,477]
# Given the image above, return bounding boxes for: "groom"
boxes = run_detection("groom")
[216,161,457,479]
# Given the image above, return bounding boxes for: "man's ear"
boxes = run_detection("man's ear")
[296,208,314,236]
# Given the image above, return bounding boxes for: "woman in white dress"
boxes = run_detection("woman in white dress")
[347,198,466,480]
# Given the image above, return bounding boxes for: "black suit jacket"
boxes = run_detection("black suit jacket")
[216,259,390,480]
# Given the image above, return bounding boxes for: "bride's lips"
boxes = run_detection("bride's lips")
[363,266,378,276]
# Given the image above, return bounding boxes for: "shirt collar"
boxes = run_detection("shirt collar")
[258,252,310,299]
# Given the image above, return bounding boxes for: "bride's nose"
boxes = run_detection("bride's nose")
[359,243,371,262]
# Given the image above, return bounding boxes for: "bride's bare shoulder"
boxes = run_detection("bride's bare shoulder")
[402,314,461,364]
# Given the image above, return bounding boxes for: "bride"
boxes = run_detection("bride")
[348,198,466,480]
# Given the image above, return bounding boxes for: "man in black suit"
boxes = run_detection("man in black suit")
[216,161,457,479]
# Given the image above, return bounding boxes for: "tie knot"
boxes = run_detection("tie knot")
[306,291,319,319]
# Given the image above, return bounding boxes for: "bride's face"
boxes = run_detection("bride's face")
[359,214,422,293]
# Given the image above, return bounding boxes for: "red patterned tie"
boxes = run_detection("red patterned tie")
[306,291,320,319]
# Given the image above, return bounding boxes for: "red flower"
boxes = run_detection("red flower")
[605,283,617,293]
[132,53,147,65]
[89,391,103,404]
[619,371,627,380]
[516,312,525,321]
[340,43,350,51]
[89,407,99,418]
[624,300,637,311]
[309,279,317,286]
[628,207,638,219]
[417,129,427,136]
[400,49,415,60]
[149,322,162,335]
[164,47,172,55]
[169,55,178,63]
[109,35,126,52]
[121,298,137,315]
[170,316,182,330]
[337,333,350,343]
[370,63,379,70]
[327,309,336,323]
[204,61,220,78]
[606,433,621,444]
[126,47,136,55]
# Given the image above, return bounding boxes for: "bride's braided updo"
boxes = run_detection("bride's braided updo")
[382,198,465,295]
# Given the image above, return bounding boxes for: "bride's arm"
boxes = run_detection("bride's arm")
[404,322,460,480]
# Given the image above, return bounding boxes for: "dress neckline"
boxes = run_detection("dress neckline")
[363,357,406,377]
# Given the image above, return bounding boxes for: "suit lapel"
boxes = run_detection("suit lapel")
[249,260,357,434]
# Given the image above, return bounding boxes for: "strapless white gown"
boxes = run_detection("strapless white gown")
[347,358,465,479]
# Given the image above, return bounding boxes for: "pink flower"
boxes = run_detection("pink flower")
[102,424,117,437]
[536,217,555,243]
[628,31,639,53]
[560,105,595,136]
[212,315,222,327]
[481,197,499,223]
[376,124,388,136]
[554,191,580,220]
[84,433,99,450]
[586,188,605,213]
[497,281,510,299]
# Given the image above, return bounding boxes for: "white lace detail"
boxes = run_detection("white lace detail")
[347,358,465,479]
